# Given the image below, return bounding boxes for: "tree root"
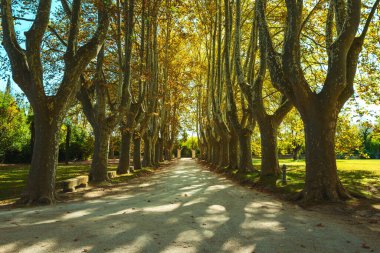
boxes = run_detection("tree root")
[296,180,352,205]
[16,193,56,206]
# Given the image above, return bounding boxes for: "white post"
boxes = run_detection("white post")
[177,149,181,159]
[192,149,196,159]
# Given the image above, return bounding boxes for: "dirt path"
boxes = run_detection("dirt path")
[0,159,379,253]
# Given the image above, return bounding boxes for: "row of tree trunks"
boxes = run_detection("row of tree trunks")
[197,0,291,191]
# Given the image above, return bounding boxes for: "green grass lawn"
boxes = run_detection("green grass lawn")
[1,159,379,203]
[249,159,380,199]
[0,163,153,203]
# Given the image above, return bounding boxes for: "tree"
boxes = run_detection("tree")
[234,0,292,183]
[76,0,136,180]
[226,0,256,172]
[0,80,30,162]
[1,0,110,204]
[257,0,380,202]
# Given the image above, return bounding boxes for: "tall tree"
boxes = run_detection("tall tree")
[1,0,110,204]
[257,0,380,201]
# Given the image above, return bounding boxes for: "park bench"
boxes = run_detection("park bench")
[62,175,89,192]
[107,170,117,178]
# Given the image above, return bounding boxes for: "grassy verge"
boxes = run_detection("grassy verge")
[0,163,156,204]
[241,159,380,199]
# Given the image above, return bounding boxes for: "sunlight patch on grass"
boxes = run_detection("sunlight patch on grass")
[272,159,380,198]
[0,164,156,202]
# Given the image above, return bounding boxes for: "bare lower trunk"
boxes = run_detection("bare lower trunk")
[228,131,238,170]
[19,116,60,205]
[156,138,163,163]
[293,145,301,161]
[29,119,35,158]
[133,133,142,170]
[199,142,207,160]
[164,146,172,161]
[218,137,229,168]
[259,121,279,185]
[213,140,220,165]
[238,130,254,172]
[109,139,115,159]
[117,131,132,174]
[143,135,153,167]
[301,110,349,202]
[151,138,158,167]
[90,127,110,182]
[207,140,212,163]
[159,139,164,162]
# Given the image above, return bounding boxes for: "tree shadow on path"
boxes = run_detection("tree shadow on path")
[0,159,379,253]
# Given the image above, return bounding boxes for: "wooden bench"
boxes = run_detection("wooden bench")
[62,175,89,192]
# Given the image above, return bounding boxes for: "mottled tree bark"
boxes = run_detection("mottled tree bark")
[296,102,349,201]
[258,119,279,184]
[142,134,153,167]
[133,132,142,170]
[228,130,239,170]
[218,134,229,168]
[19,115,61,205]
[117,131,132,174]
[293,144,301,161]
[90,126,110,182]
[238,129,254,172]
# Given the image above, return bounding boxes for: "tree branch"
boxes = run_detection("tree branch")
[60,0,72,17]
[0,0,31,91]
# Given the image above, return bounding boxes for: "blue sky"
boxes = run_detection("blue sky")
[0,1,61,92]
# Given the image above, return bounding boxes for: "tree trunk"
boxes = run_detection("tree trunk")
[164,147,171,161]
[160,139,164,162]
[199,141,206,160]
[238,130,254,172]
[142,135,153,167]
[133,133,142,170]
[218,137,229,168]
[259,120,280,185]
[228,131,239,170]
[301,109,349,202]
[207,140,212,163]
[211,139,219,165]
[19,115,60,205]
[30,119,35,159]
[109,138,115,159]
[90,126,110,182]
[157,138,164,162]
[154,139,161,165]
[151,138,157,167]
[293,145,301,161]
[117,131,132,174]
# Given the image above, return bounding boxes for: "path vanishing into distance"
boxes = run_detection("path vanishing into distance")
[0,159,379,253]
